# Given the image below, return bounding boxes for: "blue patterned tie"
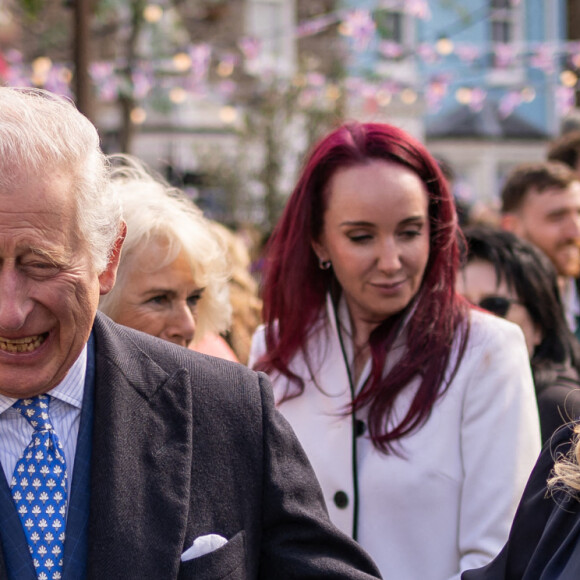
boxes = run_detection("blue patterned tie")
[10,395,68,580]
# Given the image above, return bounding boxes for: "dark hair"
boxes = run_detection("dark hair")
[461,225,580,381]
[547,130,580,170]
[255,121,469,453]
[501,161,578,213]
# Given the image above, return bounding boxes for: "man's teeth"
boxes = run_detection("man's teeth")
[0,335,46,353]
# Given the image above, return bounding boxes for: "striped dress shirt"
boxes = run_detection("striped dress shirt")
[0,344,86,502]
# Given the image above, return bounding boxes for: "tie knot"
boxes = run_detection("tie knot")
[12,395,54,432]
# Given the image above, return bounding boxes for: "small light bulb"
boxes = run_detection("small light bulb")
[173,52,192,72]
[130,107,147,124]
[400,88,417,104]
[455,87,472,105]
[219,106,237,124]
[169,87,187,104]
[143,4,163,23]
[560,70,578,88]
[435,37,453,56]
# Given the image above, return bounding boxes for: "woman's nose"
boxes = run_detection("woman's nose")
[165,302,196,347]
[377,239,402,273]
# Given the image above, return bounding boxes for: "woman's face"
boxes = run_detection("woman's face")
[113,243,203,348]
[457,258,542,356]
[313,160,430,338]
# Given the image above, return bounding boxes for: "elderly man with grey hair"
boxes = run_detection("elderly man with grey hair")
[0,87,381,580]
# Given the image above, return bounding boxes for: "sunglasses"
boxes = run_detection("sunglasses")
[477,296,520,318]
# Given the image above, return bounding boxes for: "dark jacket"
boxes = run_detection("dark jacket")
[463,422,580,579]
[535,361,580,443]
[0,313,382,580]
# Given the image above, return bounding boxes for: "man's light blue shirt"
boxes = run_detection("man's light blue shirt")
[0,345,86,499]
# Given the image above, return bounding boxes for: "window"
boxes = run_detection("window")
[245,0,296,76]
[373,6,417,83]
[375,8,403,44]
[490,0,516,45]
[487,0,525,84]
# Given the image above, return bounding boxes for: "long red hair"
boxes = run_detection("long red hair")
[255,122,469,453]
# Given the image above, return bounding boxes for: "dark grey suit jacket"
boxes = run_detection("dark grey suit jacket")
[74,313,380,579]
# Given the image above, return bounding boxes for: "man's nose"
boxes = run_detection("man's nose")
[564,213,580,241]
[0,270,34,332]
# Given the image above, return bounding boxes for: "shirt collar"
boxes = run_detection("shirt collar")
[0,344,87,415]
[561,276,580,329]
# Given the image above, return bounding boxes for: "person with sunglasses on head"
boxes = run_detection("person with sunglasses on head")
[457,224,580,443]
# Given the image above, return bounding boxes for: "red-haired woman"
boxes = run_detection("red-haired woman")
[249,122,541,580]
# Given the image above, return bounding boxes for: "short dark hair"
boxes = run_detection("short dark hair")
[461,224,579,372]
[547,130,580,170]
[500,161,578,213]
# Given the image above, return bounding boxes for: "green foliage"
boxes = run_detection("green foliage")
[18,0,46,17]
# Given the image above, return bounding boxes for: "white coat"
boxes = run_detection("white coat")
[249,296,542,580]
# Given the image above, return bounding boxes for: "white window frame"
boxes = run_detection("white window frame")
[245,0,296,77]
[487,0,525,86]
[373,3,417,84]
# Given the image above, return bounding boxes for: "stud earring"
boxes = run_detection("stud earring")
[319,259,331,270]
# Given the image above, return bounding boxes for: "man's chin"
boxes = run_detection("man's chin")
[558,264,580,278]
[554,252,580,278]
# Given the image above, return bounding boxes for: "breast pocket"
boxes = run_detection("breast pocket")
[178,530,247,580]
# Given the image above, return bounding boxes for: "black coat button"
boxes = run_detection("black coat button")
[334,491,349,509]
[355,419,366,437]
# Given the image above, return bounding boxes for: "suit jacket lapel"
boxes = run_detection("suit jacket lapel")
[86,315,193,579]
[62,333,96,580]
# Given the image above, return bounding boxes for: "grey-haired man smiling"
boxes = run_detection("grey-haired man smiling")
[0,87,381,580]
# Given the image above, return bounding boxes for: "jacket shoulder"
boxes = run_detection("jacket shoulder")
[93,312,265,404]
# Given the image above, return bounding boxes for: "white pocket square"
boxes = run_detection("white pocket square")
[181,534,228,562]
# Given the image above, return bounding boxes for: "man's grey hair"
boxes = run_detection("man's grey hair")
[0,87,122,273]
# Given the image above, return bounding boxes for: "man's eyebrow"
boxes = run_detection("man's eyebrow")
[545,207,576,219]
[24,246,67,264]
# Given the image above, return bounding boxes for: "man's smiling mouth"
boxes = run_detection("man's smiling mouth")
[0,334,48,353]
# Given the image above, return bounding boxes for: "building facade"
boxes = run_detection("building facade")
[340,0,570,209]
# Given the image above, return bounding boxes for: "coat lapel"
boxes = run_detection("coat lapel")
[86,315,193,579]
[62,334,96,580]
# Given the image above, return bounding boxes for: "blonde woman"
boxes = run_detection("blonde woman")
[99,155,232,351]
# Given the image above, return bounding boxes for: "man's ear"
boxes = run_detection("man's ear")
[500,212,522,235]
[99,221,127,295]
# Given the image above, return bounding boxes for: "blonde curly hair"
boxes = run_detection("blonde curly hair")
[548,423,580,495]
[98,154,231,344]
